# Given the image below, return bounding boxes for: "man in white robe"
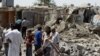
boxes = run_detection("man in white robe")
[5,24,23,56]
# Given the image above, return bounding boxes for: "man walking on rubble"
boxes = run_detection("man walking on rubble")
[25,29,34,56]
[22,18,29,38]
[5,24,23,56]
[34,26,43,56]
[84,7,96,23]
[2,25,12,56]
[15,19,22,31]
[42,26,52,56]
[50,26,60,56]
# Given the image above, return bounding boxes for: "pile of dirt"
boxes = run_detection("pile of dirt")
[59,23,100,56]
[45,16,100,56]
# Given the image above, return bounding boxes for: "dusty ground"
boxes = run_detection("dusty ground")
[0,22,100,56]
[0,44,35,56]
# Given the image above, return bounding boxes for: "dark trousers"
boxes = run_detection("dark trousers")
[43,47,51,56]
[0,46,2,51]
[35,45,42,56]
[4,43,9,56]
[20,47,22,56]
[26,45,32,56]
[22,26,27,38]
[16,24,21,31]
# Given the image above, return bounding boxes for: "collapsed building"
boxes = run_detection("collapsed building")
[0,3,100,56]
[45,5,100,56]
[0,7,15,27]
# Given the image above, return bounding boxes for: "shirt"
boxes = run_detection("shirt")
[51,32,60,44]
[3,28,11,43]
[22,20,29,27]
[15,19,22,25]
[25,35,33,47]
[34,31,42,46]
[43,32,51,47]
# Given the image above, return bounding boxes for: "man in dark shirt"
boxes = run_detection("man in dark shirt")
[15,19,22,31]
[34,26,42,56]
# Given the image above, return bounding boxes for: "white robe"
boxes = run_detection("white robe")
[5,29,23,56]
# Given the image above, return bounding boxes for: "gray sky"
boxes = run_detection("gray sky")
[1,0,100,6]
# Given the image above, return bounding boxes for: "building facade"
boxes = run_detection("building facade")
[2,0,14,7]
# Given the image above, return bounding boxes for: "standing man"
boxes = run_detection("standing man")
[15,19,22,31]
[5,24,23,56]
[25,29,34,56]
[42,26,52,56]
[3,24,14,56]
[22,18,29,38]
[50,26,60,56]
[3,26,12,56]
[34,26,42,56]
[84,7,96,23]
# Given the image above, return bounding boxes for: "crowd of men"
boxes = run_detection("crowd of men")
[0,18,60,56]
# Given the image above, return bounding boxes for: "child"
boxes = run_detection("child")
[25,29,34,56]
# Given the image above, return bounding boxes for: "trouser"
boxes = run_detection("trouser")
[4,43,9,56]
[0,38,2,51]
[22,26,27,39]
[51,43,59,56]
[26,45,32,56]
[35,45,42,56]
[16,24,21,31]
[0,46,2,51]
[44,47,51,56]
[20,47,22,56]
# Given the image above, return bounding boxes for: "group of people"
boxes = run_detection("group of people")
[25,25,60,56]
[0,19,60,56]
[1,24,23,56]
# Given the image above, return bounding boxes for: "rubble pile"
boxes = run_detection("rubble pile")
[59,23,100,56]
[45,15,100,56]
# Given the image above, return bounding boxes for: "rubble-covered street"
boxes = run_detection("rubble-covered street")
[59,24,100,56]
[0,0,100,56]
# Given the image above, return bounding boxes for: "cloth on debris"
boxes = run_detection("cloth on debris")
[93,15,100,26]
[92,15,100,30]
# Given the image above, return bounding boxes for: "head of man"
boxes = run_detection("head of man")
[26,29,32,36]
[11,24,18,30]
[51,26,56,33]
[23,18,26,20]
[45,26,51,35]
[37,26,42,31]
